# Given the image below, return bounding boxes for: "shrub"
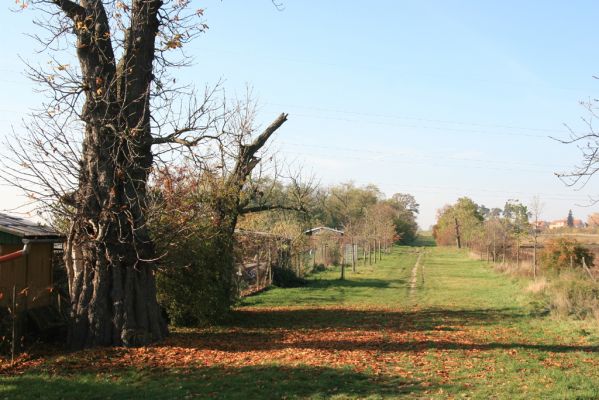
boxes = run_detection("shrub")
[548,272,599,320]
[154,228,237,327]
[311,263,327,273]
[272,265,306,288]
[541,237,594,273]
[394,217,417,244]
[149,170,237,327]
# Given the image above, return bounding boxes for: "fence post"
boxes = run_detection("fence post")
[352,243,356,273]
[582,257,597,282]
[340,245,345,280]
[268,248,272,285]
[516,237,520,268]
[11,285,17,364]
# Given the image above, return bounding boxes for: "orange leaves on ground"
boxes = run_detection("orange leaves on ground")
[2,305,599,389]
[0,353,44,375]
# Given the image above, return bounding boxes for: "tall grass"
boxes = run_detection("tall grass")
[548,271,599,320]
[489,255,599,321]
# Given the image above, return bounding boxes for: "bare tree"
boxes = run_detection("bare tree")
[557,95,599,197]
[4,1,286,348]
[149,93,314,320]
[529,196,544,279]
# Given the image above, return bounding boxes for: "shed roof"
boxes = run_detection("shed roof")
[304,226,344,236]
[0,213,64,241]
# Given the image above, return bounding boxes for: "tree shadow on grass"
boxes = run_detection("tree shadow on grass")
[0,365,441,400]
[226,307,527,331]
[175,329,599,355]
[242,278,410,307]
[307,278,408,289]
[167,307,599,355]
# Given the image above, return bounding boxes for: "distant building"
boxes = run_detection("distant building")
[533,220,549,230]
[548,220,567,230]
[548,219,585,229]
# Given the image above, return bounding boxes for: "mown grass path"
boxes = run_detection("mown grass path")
[2,242,599,399]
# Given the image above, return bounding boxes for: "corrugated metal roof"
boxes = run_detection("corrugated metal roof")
[0,213,64,240]
[304,226,344,235]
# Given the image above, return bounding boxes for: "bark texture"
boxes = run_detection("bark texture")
[55,0,167,347]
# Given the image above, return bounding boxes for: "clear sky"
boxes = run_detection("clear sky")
[2,1,599,228]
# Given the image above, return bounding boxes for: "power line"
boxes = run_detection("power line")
[279,141,571,170]
[266,102,567,135]
[275,146,595,201]
[281,149,552,175]
[196,47,593,93]
[287,112,553,139]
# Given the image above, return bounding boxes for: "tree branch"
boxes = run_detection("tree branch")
[231,112,288,183]
[239,203,305,215]
[52,0,85,20]
[243,113,288,159]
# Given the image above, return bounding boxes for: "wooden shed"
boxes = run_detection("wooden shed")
[0,213,64,312]
[304,227,345,266]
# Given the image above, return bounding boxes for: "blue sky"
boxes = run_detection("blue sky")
[2,1,599,227]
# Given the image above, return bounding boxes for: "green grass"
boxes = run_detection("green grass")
[2,240,599,399]
[0,366,423,400]
[241,247,418,308]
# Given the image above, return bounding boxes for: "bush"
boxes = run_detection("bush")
[155,232,236,327]
[272,266,306,288]
[394,217,417,244]
[149,170,239,327]
[541,237,594,273]
[548,272,599,320]
[311,263,327,273]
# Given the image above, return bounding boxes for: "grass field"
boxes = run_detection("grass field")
[1,241,599,399]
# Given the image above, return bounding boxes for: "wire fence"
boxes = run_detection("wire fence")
[235,229,393,296]
[469,240,599,281]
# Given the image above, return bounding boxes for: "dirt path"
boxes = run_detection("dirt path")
[409,249,424,295]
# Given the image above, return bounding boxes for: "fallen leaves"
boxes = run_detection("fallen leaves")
[1,304,598,395]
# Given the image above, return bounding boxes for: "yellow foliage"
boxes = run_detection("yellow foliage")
[164,34,183,50]
[76,21,87,32]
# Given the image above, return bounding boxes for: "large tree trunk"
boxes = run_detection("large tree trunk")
[56,0,167,347]
[67,122,167,348]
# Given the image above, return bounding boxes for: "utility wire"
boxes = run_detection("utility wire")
[266,102,568,135]
[279,141,571,170]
